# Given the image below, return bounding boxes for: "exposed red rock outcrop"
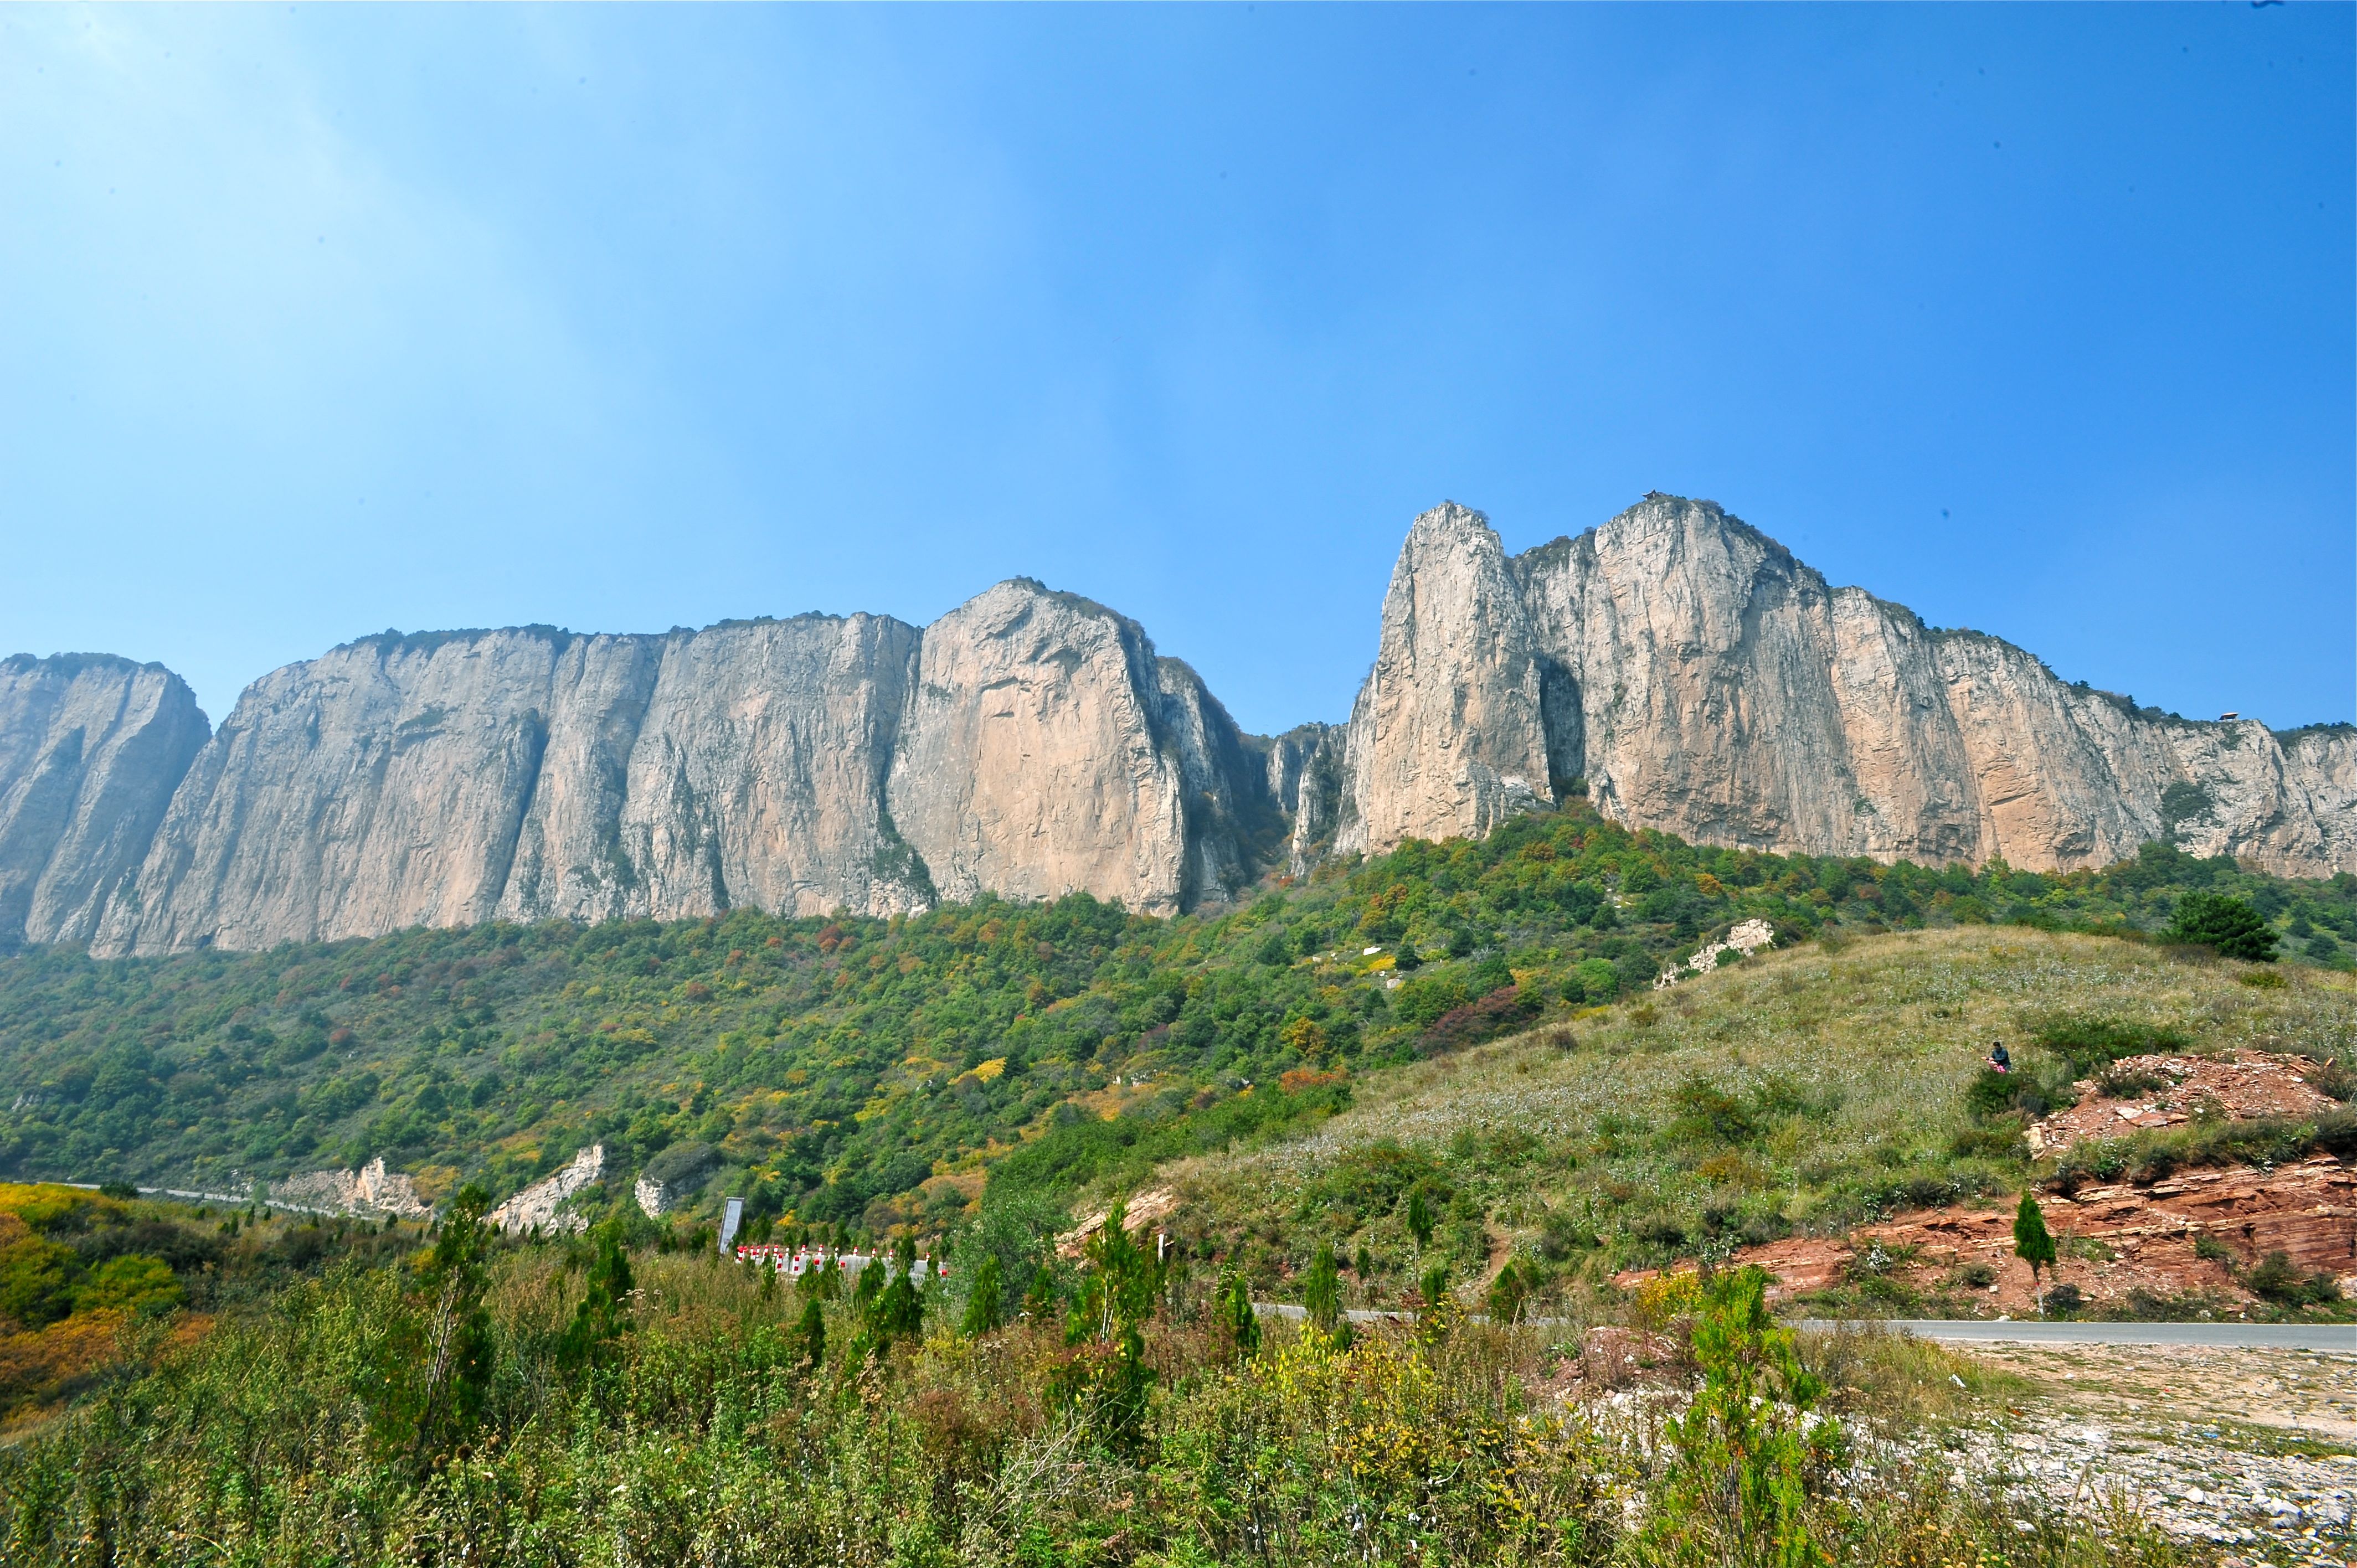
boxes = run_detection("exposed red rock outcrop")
[1622,1156,2356,1316]
[2025,1050,2341,1156]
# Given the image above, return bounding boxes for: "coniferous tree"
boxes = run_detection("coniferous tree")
[795,1294,826,1370]
[2166,891,2278,961]
[558,1219,635,1371]
[404,1184,496,1476]
[1021,1260,1059,1322]
[868,1232,925,1348]
[1217,1264,1260,1359]
[1486,1258,1531,1324]
[853,1252,883,1311]
[2013,1192,2057,1312]
[960,1252,1005,1337]
[1053,1198,1165,1449]
[1406,1188,1435,1254]
[1304,1241,1342,1337]
[1417,1262,1454,1340]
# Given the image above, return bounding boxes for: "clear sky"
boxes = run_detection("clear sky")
[3,3,2350,736]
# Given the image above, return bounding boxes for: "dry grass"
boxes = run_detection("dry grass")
[1797,1321,2032,1431]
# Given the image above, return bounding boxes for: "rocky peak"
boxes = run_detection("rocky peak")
[1341,492,2357,876]
[887,578,1274,918]
[13,489,2354,957]
[1333,501,1556,858]
[0,654,208,947]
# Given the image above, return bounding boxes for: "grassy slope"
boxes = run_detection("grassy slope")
[2,799,2352,1246]
[1156,927,2357,1301]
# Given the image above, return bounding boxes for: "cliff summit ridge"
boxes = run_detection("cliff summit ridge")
[2,494,2345,956]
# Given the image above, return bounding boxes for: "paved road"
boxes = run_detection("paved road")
[1254,1302,1408,1324]
[50,1179,342,1218]
[1796,1318,2355,1352]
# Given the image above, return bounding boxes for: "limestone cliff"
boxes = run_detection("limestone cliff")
[1332,502,1560,860]
[496,613,928,925]
[272,1156,430,1219]
[15,492,2353,958]
[85,582,1279,955]
[1257,722,1345,875]
[886,580,1275,918]
[92,616,929,956]
[1340,495,2357,876]
[486,1144,605,1235]
[0,655,208,947]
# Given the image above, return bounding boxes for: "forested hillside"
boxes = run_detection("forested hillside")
[2,798,2350,1237]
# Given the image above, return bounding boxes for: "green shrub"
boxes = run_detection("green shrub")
[0,1232,2220,1568]
[2247,1250,2342,1307]
[2308,1058,2357,1102]
[2013,1193,2056,1295]
[2051,1110,2357,1188]
[2094,1065,2170,1098]
[2165,891,2278,962]
[1648,1266,1840,1566]
[959,1253,1005,1336]
[69,1254,181,1316]
[2031,1016,2194,1080]
[1571,957,1620,1004]
[1302,1241,1341,1335]
[1668,1076,1758,1146]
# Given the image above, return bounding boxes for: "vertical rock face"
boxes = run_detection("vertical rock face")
[81,586,1280,954]
[94,616,928,956]
[1343,494,2357,876]
[886,580,1274,917]
[16,491,2353,957]
[2277,728,2357,871]
[1258,721,1345,875]
[98,627,625,956]
[1334,503,1558,859]
[0,656,208,947]
[618,614,926,920]
[496,614,925,925]
[1147,655,1290,906]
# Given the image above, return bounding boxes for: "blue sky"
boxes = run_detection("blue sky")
[3,3,2349,735]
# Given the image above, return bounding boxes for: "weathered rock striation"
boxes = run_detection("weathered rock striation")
[486,1144,606,1235]
[9,492,2351,957]
[92,616,931,955]
[272,1156,431,1219]
[0,655,208,947]
[80,580,1279,956]
[1258,722,1345,875]
[884,581,1279,919]
[1334,495,2357,876]
[1332,502,1561,861]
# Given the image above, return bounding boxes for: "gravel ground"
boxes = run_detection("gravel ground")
[1955,1342,2356,1566]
